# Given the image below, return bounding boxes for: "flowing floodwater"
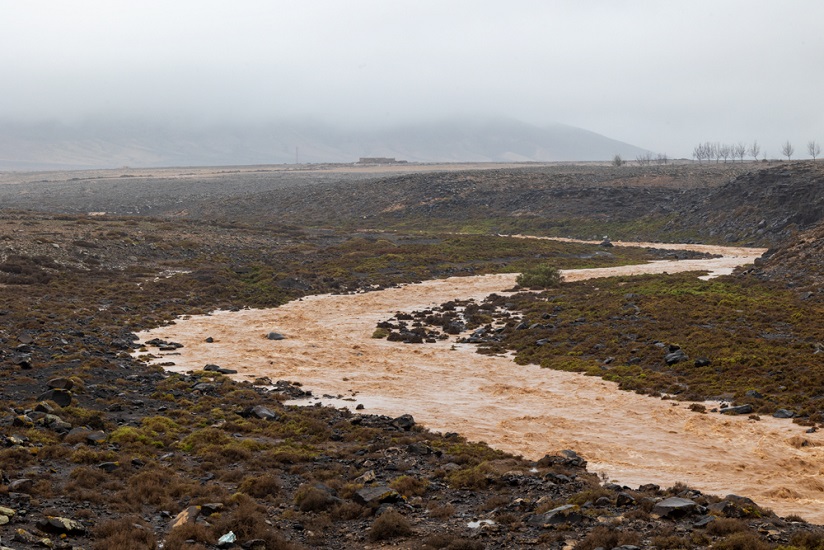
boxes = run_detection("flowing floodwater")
[136,239,824,522]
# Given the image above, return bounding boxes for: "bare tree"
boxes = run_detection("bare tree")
[693,142,721,164]
[693,143,710,163]
[808,140,821,160]
[612,154,624,167]
[748,140,761,162]
[719,144,732,163]
[781,140,794,160]
[655,153,668,165]
[692,145,702,163]
[636,153,652,166]
[734,142,746,163]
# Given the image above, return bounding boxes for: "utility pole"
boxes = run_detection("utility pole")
[295,146,299,165]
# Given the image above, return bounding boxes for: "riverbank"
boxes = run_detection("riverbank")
[136,241,824,521]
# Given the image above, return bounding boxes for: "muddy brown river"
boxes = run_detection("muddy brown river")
[136,239,824,522]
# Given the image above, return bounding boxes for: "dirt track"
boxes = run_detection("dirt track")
[137,241,824,522]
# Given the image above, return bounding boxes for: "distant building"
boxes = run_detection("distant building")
[356,157,408,165]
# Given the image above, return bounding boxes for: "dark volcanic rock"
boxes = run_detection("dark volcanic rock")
[353,485,401,506]
[36,388,72,407]
[249,405,279,421]
[664,349,688,365]
[720,404,753,415]
[37,516,87,535]
[652,497,698,518]
[390,414,415,431]
[527,504,583,526]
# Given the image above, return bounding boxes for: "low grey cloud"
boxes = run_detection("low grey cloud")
[2,0,822,157]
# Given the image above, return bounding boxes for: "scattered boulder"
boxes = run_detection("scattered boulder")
[34,402,54,414]
[773,409,795,419]
[527,504,583,526]
[41,414,72,432]
[217,531,237,549]
[391,414,415,431]
[720,404,753,415]
[652,497,698,519]
[36,388,72,408]
[664,349,688,365]
[204,364,238,375]
[249,405,279,421]
[0,506,15,526]
[616,492,636,506]
[271,380,311,398]
[267,332,286,340]
[354,485,401,506]
[13,528,51,547]
[694,357,712,367]
[537,449,587,469]
[36,516,87,535]
[170,506,201,529]
[694,515,716,528]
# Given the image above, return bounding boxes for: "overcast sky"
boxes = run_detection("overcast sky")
[2,0,823,157]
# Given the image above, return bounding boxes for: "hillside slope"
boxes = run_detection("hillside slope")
[745,220,824,300]
[667,162,824,245]
[189,162,824,246]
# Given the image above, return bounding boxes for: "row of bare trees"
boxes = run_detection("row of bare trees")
[635,152,669,166]
[693,140,821,163]
[693,141,754,163]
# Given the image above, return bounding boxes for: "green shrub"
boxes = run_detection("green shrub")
[516,264,562,289]
[372,327,390,339]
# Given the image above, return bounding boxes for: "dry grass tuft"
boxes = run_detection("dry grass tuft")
[368,509,413,541]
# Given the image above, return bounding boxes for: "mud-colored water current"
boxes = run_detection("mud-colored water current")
[136,239,824,522]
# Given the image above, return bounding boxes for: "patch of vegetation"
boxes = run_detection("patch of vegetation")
[490,272,823,414]
[516,263,562,288]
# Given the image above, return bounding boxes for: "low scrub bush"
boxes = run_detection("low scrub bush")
[573,526,640,550]
[516,263,562,288]
[712,532,771,550]
[294,484,336,512]
[92,516,157,550]
[368,509,413,541]
[390,475,429,497]
[238,474,281,499]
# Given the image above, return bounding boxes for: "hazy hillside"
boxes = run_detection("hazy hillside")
[0,117,651,169]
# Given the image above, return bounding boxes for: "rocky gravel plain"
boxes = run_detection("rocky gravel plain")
[0,161,822,548]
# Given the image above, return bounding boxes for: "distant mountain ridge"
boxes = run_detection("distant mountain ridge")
[0,117,651,170]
